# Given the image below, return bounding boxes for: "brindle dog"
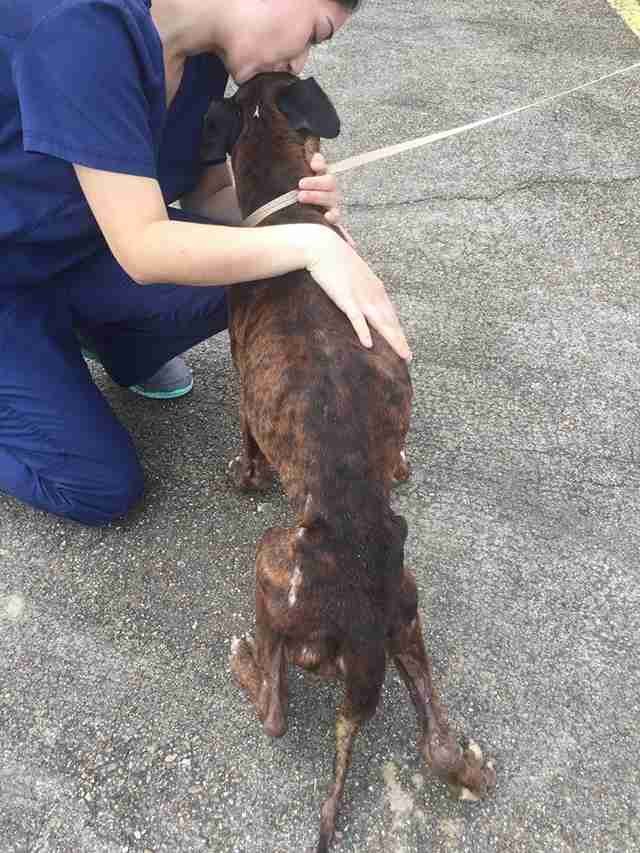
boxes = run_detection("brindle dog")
[202,73,495,852]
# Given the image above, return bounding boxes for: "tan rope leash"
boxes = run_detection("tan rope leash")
[243,190,300,227]
[242,60,640,227]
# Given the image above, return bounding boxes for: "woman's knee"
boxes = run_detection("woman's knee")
[0,444,145,527]
[60,460,145,527]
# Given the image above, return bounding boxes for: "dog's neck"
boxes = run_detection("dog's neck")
[232,134,321,220]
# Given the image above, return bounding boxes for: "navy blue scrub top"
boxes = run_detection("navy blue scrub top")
[0,0,228,288]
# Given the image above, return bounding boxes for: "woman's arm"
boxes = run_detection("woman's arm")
[74,164,411,360]
[179,161,242,225]
[75,164,311,285]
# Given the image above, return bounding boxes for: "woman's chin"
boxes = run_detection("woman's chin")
[232,65,259,86]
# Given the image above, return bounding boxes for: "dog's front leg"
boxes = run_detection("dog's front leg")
[228,403,273,491]
[390,582,496,800]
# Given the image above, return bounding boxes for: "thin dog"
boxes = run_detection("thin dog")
[202,72,496,852]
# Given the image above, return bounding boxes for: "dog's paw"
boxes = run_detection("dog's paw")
[452,739,496,801]
[230,633,261,703]
[391,449,411,485]
[421,732,496,801]
[227,454,274,492]
[229,634,243,660]
[227,455,247,488]
[230,633,256,663]
[455,740,496,801]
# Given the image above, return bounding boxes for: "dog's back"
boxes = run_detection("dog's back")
[228,248,412,517]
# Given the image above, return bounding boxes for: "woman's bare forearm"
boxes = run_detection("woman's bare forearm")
[132,219,318,286]
[74,163,304,286]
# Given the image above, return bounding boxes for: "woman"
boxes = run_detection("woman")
[0,0,410,526]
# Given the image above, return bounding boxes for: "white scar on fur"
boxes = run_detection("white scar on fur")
[288,565,303,607]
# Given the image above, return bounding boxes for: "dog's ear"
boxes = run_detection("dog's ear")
[201,98,243,164]
[276,77,340,139]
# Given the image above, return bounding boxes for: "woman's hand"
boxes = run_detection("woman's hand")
[302,226,411,362]
[298,153,356,248]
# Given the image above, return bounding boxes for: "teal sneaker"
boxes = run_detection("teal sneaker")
[128,357,194,399]
[81,348,193,400]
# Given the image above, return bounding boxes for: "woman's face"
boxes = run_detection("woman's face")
[225,0,352,84]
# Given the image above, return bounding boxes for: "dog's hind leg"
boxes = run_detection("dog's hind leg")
[389,579,496,800]
[231,529,292,737]
[231,580,289,737]
[316,648,385,853]
[254,582,289,737]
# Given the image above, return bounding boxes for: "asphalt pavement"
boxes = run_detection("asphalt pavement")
[2,1,640,851]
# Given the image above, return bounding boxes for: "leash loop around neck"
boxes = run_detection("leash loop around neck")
[242,190,300,227]
[242,60,640,227]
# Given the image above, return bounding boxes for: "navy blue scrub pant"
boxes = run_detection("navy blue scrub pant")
[0,211,228,527]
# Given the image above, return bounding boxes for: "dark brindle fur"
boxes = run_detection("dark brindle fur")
[202,73,495,852]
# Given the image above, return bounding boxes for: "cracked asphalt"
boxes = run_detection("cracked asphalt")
[2,1,640,851]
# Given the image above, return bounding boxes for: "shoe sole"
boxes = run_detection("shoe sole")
[128,379,194,400]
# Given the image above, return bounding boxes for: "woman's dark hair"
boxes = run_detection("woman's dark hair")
[336,0,361,9]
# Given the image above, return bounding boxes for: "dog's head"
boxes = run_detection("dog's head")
[201,73,341,217]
